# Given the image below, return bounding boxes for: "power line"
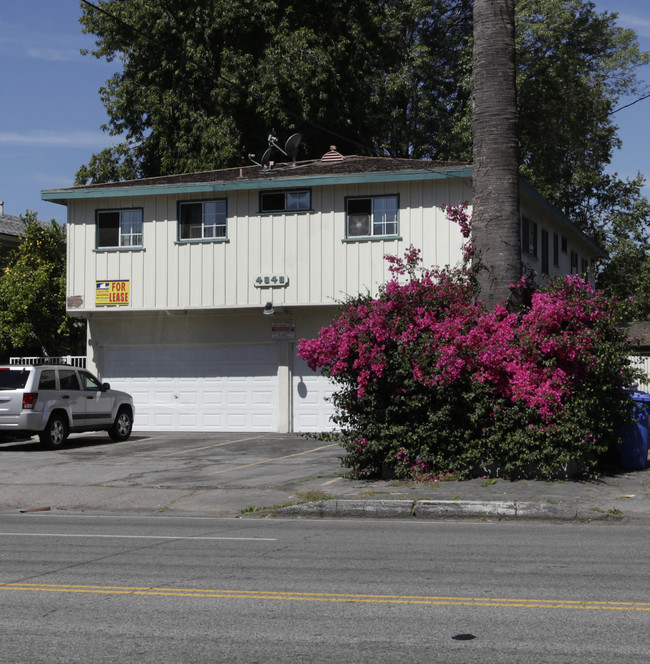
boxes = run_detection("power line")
[79,0,376,156]
[611,92,650,115]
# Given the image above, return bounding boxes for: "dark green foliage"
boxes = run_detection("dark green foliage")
[76,0,473,183]
[0,212,86,357]
[593,174,650,321]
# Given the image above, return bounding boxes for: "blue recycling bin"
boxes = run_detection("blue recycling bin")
[619,391,650,470]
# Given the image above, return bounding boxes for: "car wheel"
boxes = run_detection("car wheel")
[108,407,133,442]
[39,414,68,449]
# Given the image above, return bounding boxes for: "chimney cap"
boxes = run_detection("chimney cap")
[321,146,344,163]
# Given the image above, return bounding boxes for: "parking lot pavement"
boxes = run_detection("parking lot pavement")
[0,432,368,516]
[1,432,649,521]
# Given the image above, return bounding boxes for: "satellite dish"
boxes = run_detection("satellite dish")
[268,134,283,152]
[247,132,302,169]
[284,133,302,164]
[261,147,274,169]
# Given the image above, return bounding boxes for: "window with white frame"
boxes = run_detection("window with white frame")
[96,209,143,248]
[259,190,310,213]
[179,200,227,240]
[346,195,399,239]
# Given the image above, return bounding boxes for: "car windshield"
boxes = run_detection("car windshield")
[0,369,31,390]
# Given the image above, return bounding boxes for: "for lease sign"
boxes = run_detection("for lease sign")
[96,280,130,306]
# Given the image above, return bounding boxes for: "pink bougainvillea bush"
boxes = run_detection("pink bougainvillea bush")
[298,204,639,480]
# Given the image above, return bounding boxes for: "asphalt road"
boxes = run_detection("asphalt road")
[1,514,649,663]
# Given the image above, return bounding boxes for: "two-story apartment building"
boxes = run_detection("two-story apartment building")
[41,154,605,433]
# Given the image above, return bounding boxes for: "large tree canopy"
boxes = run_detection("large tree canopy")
[515,0,648,226]
[77,0,649,314]
[76,0,472,182]
[77,0,646,185]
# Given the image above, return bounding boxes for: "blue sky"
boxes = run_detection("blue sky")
[1,0,649,225]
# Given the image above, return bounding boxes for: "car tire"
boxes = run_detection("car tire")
[108,407,133,442]
[39,413,68,449]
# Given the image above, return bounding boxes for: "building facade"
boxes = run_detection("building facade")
[42,155,605,433]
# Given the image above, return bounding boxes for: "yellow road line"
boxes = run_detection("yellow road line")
[2,583,649,611]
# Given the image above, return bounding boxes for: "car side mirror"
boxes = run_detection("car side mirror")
[102,382,111,391]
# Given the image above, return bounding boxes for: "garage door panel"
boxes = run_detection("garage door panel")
[153,413,174,428]
[104,344,278,432]
[252,391,273,405]
[252,414,274,428]
[226,413,247,428]
[203,391,223,405]
[178,414,199,428]
[203,413,222,427]
[227,391,247,406]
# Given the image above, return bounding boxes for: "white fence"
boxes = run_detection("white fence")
[9,355,87,368]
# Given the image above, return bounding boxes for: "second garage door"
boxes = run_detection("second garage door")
[292,349,337,432]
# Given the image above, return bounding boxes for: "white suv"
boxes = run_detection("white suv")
[0,364,134,448]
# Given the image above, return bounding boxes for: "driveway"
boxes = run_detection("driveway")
[0,432,355,516]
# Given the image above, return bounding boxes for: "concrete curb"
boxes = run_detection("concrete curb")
[276,499,415,519]
[272,499,620,521]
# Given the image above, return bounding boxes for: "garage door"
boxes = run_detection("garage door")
[292,350,337,432]
[103,345,278,432]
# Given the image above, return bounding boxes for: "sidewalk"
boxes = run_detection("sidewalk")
[0,432,648,522]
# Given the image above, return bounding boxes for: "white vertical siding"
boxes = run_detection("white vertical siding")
[631,355,650,392]
[66,178,469,312]
[520,191,600,284]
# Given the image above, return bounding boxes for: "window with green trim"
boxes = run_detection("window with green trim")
[346,195,398,239]
[97,209,143,249]
[179,200,227,240]
[259,190,310,213]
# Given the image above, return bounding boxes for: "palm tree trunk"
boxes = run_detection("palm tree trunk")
[472,0,522,311]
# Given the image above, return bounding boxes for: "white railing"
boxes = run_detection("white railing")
[9,355,87,368]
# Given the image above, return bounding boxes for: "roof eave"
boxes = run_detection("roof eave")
[41,165,472,203]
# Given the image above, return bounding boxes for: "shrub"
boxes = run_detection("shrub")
[298,205,639,480]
